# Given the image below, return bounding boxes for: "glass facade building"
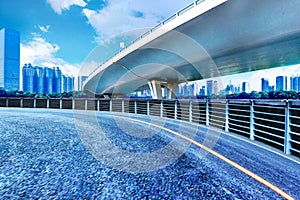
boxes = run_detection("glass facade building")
[206,80,213,96]
[276,76,287,91]
[22,63,35,93]
[53,67,62,94]
[290,76,300,92]
[242,82,250,93]
[22,64,74,94]
[0,28,20,91]
[35,66,44,94]
[78,76,88,91]
[66,76,75,92]
[261,78,269,92]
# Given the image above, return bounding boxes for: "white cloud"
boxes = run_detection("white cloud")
[38,25,50,33]
[47,0,87,14]
[82,0,193,42]
[21,37,79,76]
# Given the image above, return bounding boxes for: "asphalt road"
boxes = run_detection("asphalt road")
[0,108,299,199]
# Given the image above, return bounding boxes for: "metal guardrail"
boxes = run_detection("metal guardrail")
[1,97,299,158]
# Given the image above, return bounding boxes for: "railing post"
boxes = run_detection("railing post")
[20,98,23,108]
[147,100,150,116]
[160,100,163,117]
[72,98,75,110]
[174,100,178,120]
[33,98,36,108]
[85,99,88,110]
[189,100,192,122]
[109,99,112,112]
[122,99,125,113]
[284,100,291,155]
[6,98,8,107]
[47,98,50,109]
[249,100,254,140]
[134,100,137,114]
[206,100,209,126]
[97,99,100,111]
[59,99,62,109]
[225,100,229,132]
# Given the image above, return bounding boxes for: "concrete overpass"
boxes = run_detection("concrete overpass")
[83,0,300,98]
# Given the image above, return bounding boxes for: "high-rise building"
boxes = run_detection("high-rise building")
[22,64,75,94]
[192,82,200,96]
[183,83,190,97]
[44,67,54,94]
[62,75,67,92]
[66,76,75,92]
[22,64,35,93]
[53,67,62,93]
[276,76,287,91]
[206,80,213,96]
[213,80,218,95]
[0,28,20,90]
[34,66,44,94]
[189,83,194,96]
[78,76,88,91]
[199,86,205,96]
[261,78,269,92]
[242,82,250,93]
[298,76,300,92]
[290,76,299,92]
[225,81,235,94]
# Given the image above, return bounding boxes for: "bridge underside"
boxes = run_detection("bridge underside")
[84,0,300,97]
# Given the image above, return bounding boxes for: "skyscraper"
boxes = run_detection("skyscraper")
[78,76,88,91]
[206,80,213,96]
[242,82,250,93]
[183,83,190,97]
[62,75,67,92]
[66,76,75,92]
[199,86,205,96]
[213,80,218,95]
[261,78,269,92]
[34,66,44,94]
[22,63,35,93]
[290,76,299,92]
[276,76,287,91]
[298,76,300,92]
[22,64,75,94]
[44,67,54,94]
[53,67,62,93]
[0,28,20,91]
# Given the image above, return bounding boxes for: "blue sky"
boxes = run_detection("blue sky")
[0,0,193,77]
[1,0,299,91]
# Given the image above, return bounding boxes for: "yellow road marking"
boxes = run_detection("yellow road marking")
[114,115,294,200]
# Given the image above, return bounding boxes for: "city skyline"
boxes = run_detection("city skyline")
[22,64,75,94]
[176,73,300,97]
[1,0,300,93]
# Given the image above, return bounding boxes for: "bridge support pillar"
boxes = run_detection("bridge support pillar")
[148,80,162,99]
[166,83,178,99]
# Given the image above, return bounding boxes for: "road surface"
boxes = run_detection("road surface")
[0,108,299,199]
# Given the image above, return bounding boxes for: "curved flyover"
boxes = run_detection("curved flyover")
[84,0,300,98]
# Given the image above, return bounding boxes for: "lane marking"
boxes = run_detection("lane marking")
[114,115,295,200]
